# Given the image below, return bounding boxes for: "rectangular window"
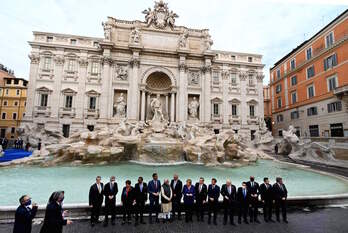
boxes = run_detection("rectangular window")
[232,104,237,116]
[291,76,297,86]
[65,96,73,108]
[231,73,237,84]
[11,127,15,134]
[43,57,52,70]
[1,112,6,119]
[308,85,315,98]
[3,100,7,106]
[330,123,343,137]
[40,94,48,107]
[6,79,11,84]
[249,105,255,117]
[46,36,53,42]
[290,59,296,70]
[12,113,17,120]
[14,79,19,85]
[306,47,312,60]
[327,76,337,91]
[277,114,283,122]
[324,54,337,70]
[5,89,8,95]
[213,72,220,84]
[276,84,282,93]
[291,92,297,104]
[91,62,99,74]
[248,75,254,86]
[307,65,315,79]
[277,98,282,108]
[276,69,281,80]
[89,97,96,110]
[213,103,219,115]
[62,124,70,138]
[278,130,283,137]
[307,107,318,116]
[309,125,319,137]
[14,101,18,106]
[325,32,334,48]
[93,42,99,47]
[70,39,77,45]
[16,89,20,95]
[67,59,75,71]
[328,101,342,113]
[290,111,299,119]
[248,57,253,62]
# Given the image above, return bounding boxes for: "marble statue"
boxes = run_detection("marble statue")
[115,93,126,117]
[150,94,165,122]
[116,66,128,80]
[102,22,112,41]
[178,30,188,49]
[142,1,178,29]
[203,31,213,50]
[188,97,199,119]
[130,28,141,44]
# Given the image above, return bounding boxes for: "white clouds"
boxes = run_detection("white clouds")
[0,0,346,84]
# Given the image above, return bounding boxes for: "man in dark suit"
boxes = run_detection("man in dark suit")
[148,173,161,223]
[237,182,250,224]
[273,177,288,223]
[13,195,38,233]
[207,178,220,225]
[246,176,260,223]
[194,177,207,222]
[170,174,183,220]
[259,177,274,222]
[221,179,237,225]
[103,176,118,227]
[134,176,148,226]
[89,176,104,227]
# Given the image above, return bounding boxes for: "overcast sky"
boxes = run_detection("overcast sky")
[0,0,347,84]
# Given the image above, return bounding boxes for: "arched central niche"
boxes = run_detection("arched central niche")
[145,71,172,91]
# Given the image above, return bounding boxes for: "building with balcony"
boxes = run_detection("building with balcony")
[269,9,348,139]
[0,66,28,139]
[24,1,265,138]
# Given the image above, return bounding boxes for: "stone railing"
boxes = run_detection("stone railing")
[84,108,99,119]
[33,106,51,117]
[59,107,76,118]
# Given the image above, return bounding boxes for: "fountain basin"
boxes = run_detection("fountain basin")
[1,160,348,206]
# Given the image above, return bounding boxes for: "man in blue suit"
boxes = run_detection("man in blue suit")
[13,195,38,233]
[148,173,161,223]
[207,178,220,225]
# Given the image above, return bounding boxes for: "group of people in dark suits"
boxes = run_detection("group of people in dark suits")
[87,174,288,228]
[13,174,288,233]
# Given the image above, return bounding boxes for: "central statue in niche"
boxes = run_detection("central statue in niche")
[150,94,166,132]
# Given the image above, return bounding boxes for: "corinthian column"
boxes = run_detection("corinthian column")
[25,52,40,120]
[170,92,175,122]
[222,70,229,125]
[127,52,140,121]
[141,89,146,121]
[178,56,187,122]
[100,54,112,119]
[202,59,212,123]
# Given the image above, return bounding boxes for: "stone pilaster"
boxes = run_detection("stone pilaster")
[99,51,112,119]
[257,73,265,119]
[178,56,187,122]
[25,52,40,120]
[51,50,65,118]
[76,52,88,119]
[239,72,247,125]
[221,70,229,125]
[128,51,140,121]
[202,59,212,123]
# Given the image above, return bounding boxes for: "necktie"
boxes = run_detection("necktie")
[243,189,246,197]
[110,183,113,191]
[155,181,157,190]
[97,184,101,193]
[251,182,254,187]
[228,186,231,194]
[199,185,202,193]
[140,184,143,192]
[280,184,284,191]
[174,181,176,189]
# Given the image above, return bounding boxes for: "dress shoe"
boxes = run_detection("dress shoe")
[121,221,126,225]
[244,220,249,224]
[230,222,236,226]
[269,219,275,223]
[255,219,260,223]
[103,222,108,227]
[213,221,217,225]
[135,222,139,226]
[223,221,227,225]
[91,222,95,227]
[277,219,280,222]
[111,221,115,226]
[141,221,146,224]
[155,219,159,223]
[283,220,288,223]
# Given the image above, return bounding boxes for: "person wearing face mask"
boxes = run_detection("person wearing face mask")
[89,176,104,227]
[40,191,72,233]
[273,177,288,223]
[246,176,260,223]
[237,182,250,224]
[259,177,274,222]
[103,176,118,227]
[13,195,38,233]
[207,178,220,225]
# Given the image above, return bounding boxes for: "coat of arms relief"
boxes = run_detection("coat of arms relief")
[142,0,178,30]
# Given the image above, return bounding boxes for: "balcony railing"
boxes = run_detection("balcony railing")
[33,106,51,117]
[59,107,76,118]
[229,115,240,124]
[211,114,222,122]
[84,108,99,118]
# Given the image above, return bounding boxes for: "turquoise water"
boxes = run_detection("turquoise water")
[0,160,347,206]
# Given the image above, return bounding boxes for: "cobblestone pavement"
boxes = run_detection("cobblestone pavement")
[1,207,348,233]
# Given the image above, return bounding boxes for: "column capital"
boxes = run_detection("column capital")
[129,57,140,68]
